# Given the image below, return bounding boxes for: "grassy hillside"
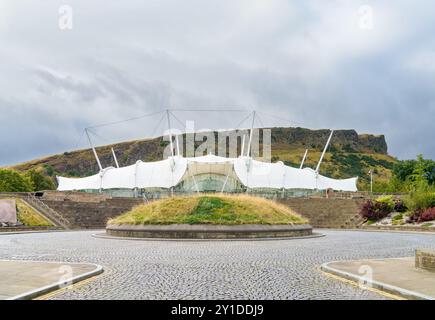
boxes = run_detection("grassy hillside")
[9,127,397,191]
[272,147,395,187]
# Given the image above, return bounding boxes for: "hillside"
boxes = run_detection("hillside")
[10,127,397,190]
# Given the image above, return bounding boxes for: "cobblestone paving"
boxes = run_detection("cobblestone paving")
[1,230,435,300]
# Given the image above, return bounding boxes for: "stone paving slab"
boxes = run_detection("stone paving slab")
[322,257,435,300]
[0,260,103,300]
[2,230,435,300]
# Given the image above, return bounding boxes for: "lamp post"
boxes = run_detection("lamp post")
[368,169,373,194]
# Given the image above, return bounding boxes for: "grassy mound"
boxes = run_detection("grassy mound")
[108,195,308,225]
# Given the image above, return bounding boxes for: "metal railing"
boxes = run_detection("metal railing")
[24,193,71,229]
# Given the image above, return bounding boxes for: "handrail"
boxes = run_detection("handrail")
[24,193,71,229]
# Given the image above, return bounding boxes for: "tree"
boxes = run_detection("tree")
[410,155,434,186]
[25,169,56,191]
[393,155,435,186]
[0,169,34,192]
[393,159,416,182]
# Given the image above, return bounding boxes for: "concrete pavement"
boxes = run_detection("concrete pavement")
[0,260,103,300]
[322,257,435,300]
[1,230,435,299]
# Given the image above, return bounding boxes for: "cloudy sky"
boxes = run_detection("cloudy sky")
[0,0,434,165]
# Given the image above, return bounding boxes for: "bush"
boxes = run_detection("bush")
[370,180,391,193]
[393,160,418,182]
[0,169,34,192]
[406,190,435,211]
[419,207,435,222]
[43,164,55,177]
[359,200,392,221]
[393,155,435,185]
[392,213,405,225]
[393,199,407,212]
[392,213,403,221]
[375,195,395,211]
[407,207,435,223]
[406,210,422,223]
[25,169,56,191]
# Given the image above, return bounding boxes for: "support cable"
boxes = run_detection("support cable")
[86,110,165,130]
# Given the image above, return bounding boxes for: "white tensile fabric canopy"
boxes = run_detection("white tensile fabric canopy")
[233,158,357,190]
[57,158,188,191]
[57,155,358,192]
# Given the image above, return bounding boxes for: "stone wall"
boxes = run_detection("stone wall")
[416,249,435,272]
[41,193,144,229]
[106,224,313,239]
[363,225,435,233]
[38,192,365,229]
[277,198,365,229]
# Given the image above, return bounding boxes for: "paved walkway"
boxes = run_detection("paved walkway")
[322,257,435,299]
[1,229,435,299]
[0,260,102,300]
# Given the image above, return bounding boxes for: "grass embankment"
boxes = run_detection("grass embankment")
[3,198,53,226]
[109,195,308,225]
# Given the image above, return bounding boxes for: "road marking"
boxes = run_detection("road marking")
[321,270,406,300]
[34,273,103,300]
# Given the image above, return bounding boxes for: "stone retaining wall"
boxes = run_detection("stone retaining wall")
[362,225,435,233]
[41,196,144,229]
[416,249,435,272]
[31,192,366,229]
[277,198,364,229]
[106,224,313,239]
[0,226,62,233]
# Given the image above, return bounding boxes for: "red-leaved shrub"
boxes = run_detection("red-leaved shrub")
[407,207,435,223]
[359,200,392,221]
[419,207,435,222]
[406,209,422,223]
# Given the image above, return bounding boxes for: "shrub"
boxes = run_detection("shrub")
[359,200,392,221]
[406,190,435,211]
[160,140,169,147]
[370,180,391,193]
[393,160,417,182]
[392,213,403,221]
[43,164,55,177]
[393,199,407,212]
[419,207,435,222]
[406,210,422,223]
[25,169,56,191]
[393,155,435,185]
[392,213,405,225]
[0,169,34,192]
[375,195,395,212]
[342,144,355,153]
[406,207,435,223]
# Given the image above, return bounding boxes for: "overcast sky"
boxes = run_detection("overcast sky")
[1,0,434,166]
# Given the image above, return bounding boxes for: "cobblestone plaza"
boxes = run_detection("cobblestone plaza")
[2,230,435,300]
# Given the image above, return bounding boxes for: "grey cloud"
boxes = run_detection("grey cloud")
[0,0,434,166]
[33,68,104,103]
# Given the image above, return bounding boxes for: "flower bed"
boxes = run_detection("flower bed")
[359,195,435,228]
